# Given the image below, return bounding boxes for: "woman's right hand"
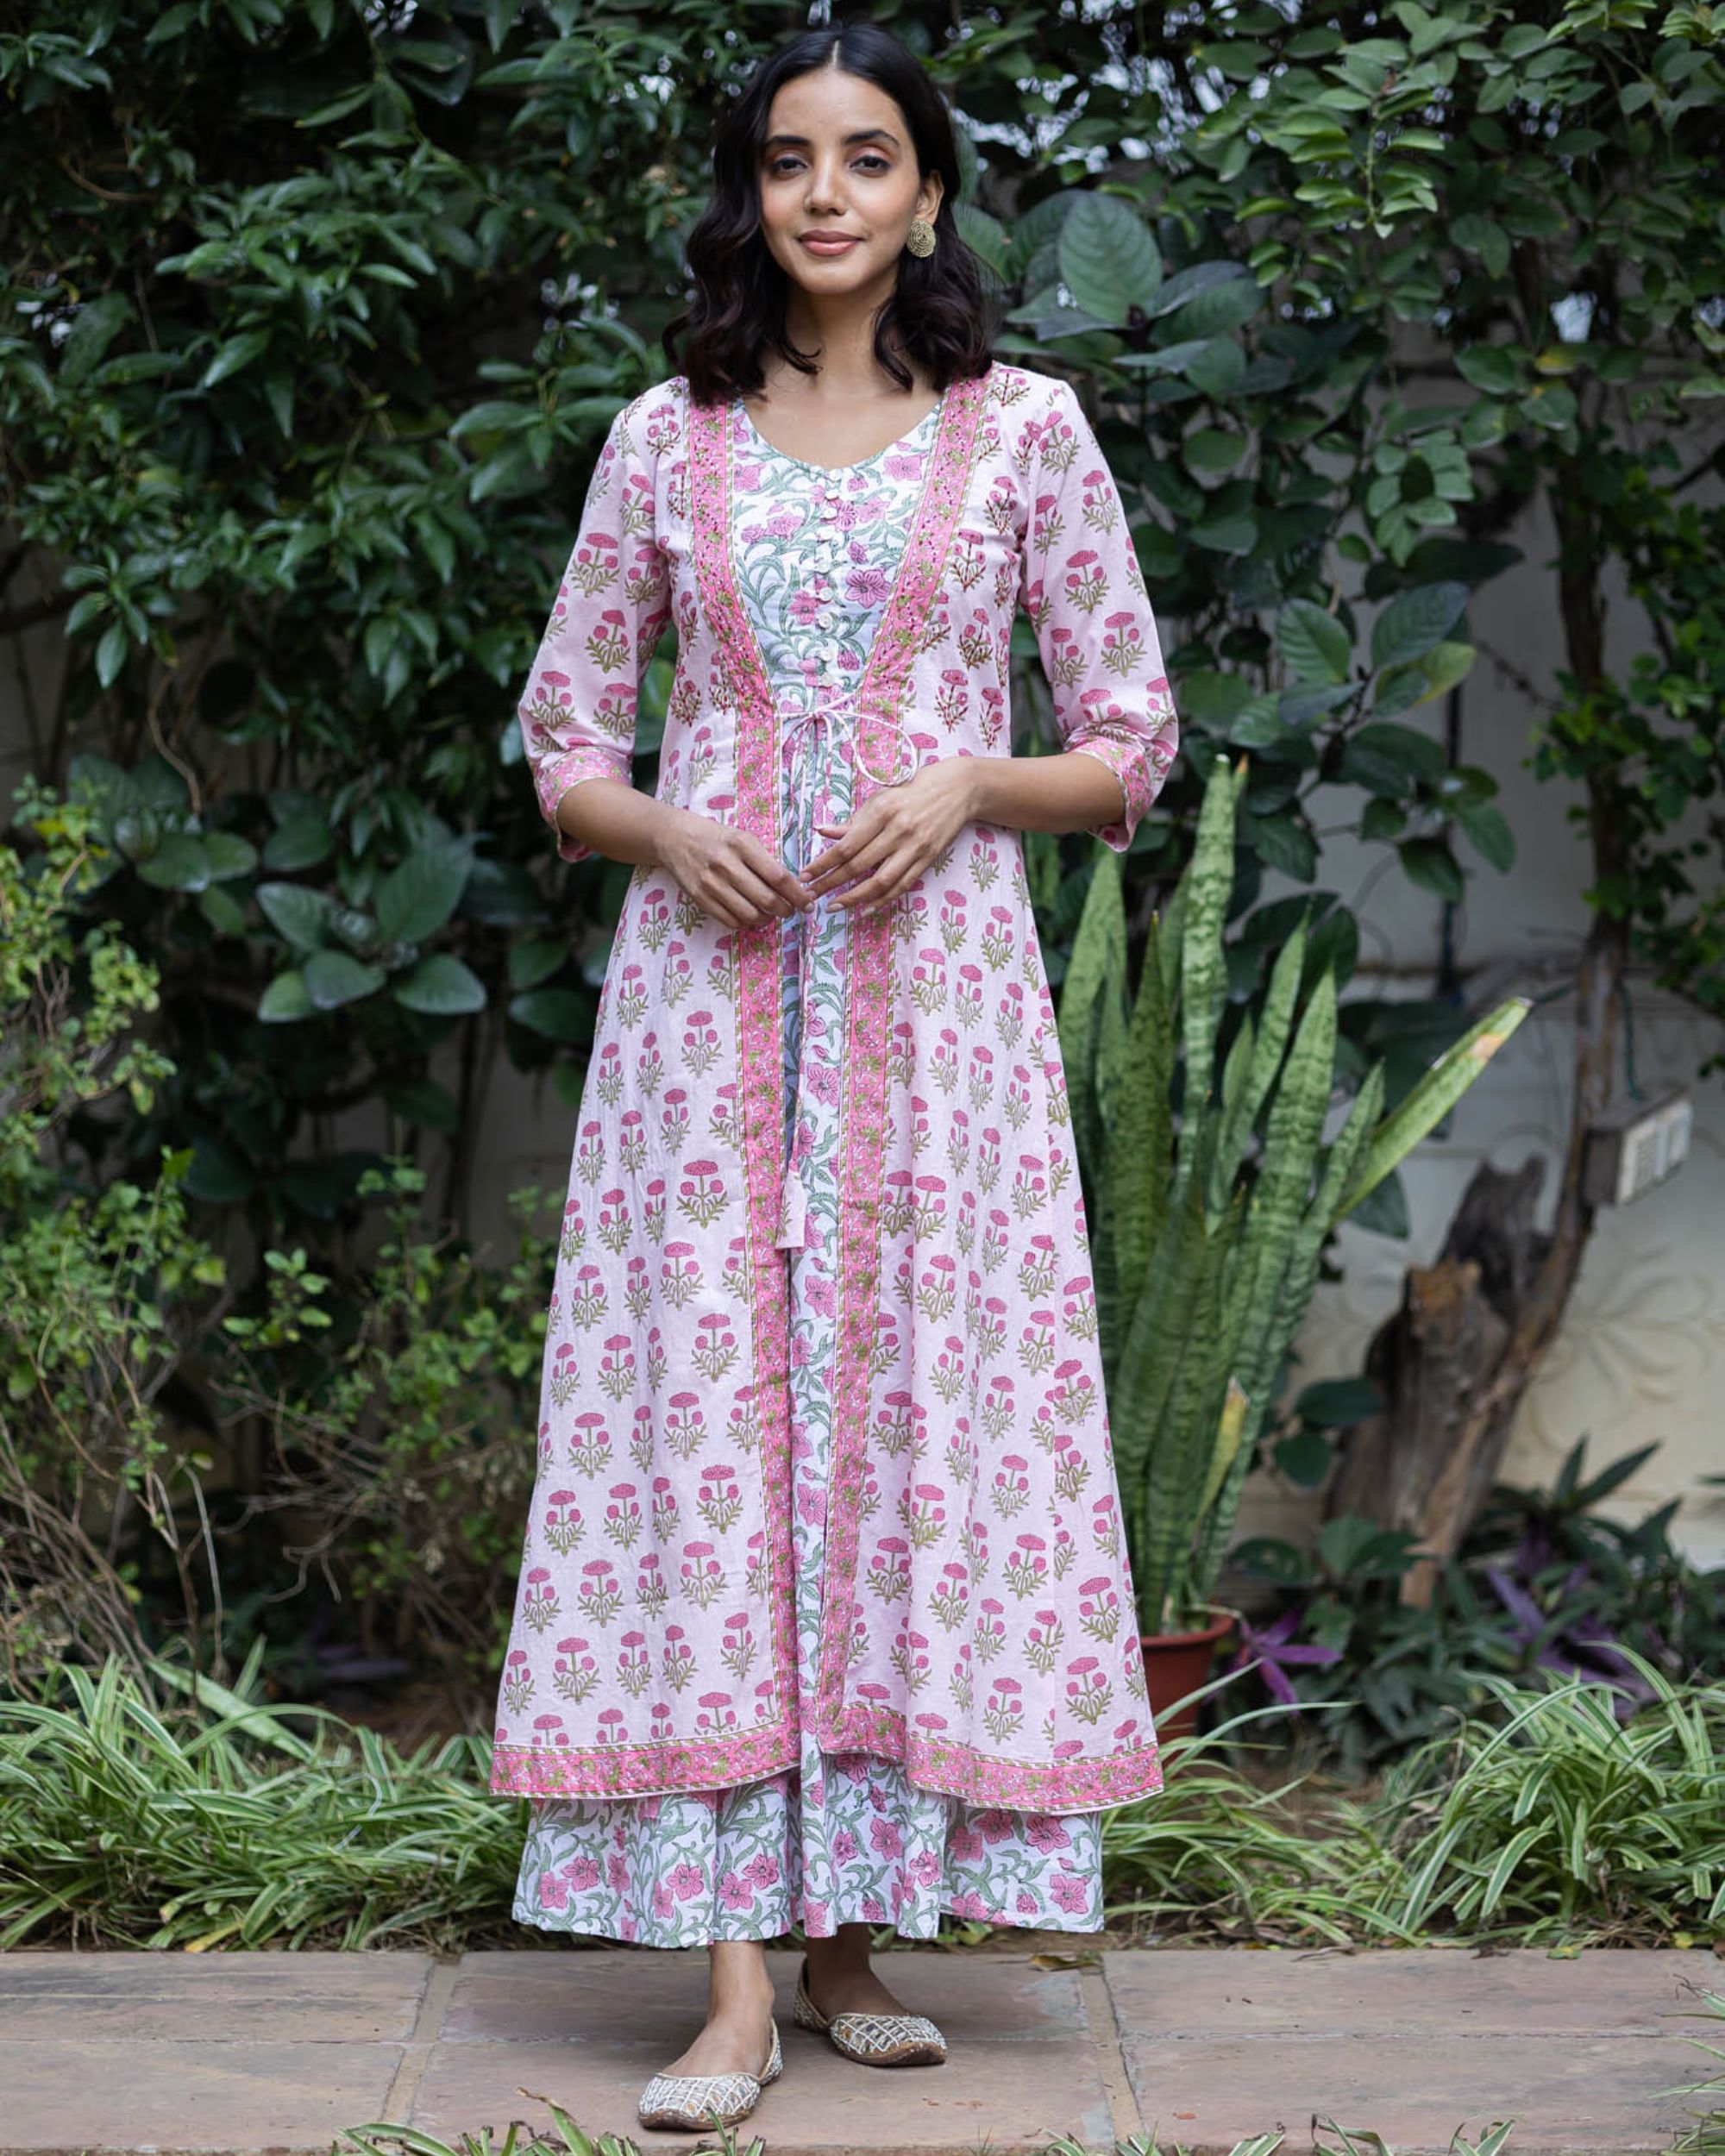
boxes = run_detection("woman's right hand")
[653,805,814,932]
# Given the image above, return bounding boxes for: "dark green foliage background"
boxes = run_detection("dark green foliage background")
[3,0,1721,1689]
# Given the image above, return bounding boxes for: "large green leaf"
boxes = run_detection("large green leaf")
[262,815,335,873]
[1398,835,1466,900]
[1132,1194,1237,1629]
[509,988,593,1044]
[1155,274,1266,341]
[392,952,486,1015]
[62,292,133,385]
[257,969,313,1023]
[1209,921,1306,1211]
[1176,757,1239,1188]
[1370,582,1471,671]
[374,843,473,943]
[1237,970,1337,1351]
[1339,722,1447,794]
[1278,598,1353,685]
[1110,913,1176,1317]
[202,831,259,881]
[136,834,211,892]
[255,881,336,952]
[1057,191,1163,324]
[1455,797,1515,871]
[303,950,386,1009]
[508,937,570,991]
[1057,843,1126,1176]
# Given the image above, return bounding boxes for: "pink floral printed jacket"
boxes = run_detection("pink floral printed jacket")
[491,359,1179,1814]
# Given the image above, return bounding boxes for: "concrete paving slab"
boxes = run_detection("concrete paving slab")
[442,1944,1088,2046]
[0,2037,404,2154]
[0,1948,431,2043]
[1120,2033,1690,2156]
[1104,1946,1709,2040]
[0,1944,1712,2156]
[1107,1952,1714,2156]
[410,2025,1119,2155]
[421,1946,1115,2153]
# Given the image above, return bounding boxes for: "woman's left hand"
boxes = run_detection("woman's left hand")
[804,758,977,915]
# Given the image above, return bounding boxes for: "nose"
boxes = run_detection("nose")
[804,154,847,213]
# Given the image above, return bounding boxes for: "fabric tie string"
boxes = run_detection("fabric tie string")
[771,692,913,1253]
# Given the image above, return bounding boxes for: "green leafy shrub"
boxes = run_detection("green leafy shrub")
[0,783,554,1699]
[211,1156,555,1695]
[0,783,228,1682]
[1228,1440,1725,1777]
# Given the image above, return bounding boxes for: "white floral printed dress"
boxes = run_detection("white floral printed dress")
[511,390,1105,1944]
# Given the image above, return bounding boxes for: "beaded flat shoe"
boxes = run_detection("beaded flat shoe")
[636,2016,782,2133]
[792,1956,948,2066]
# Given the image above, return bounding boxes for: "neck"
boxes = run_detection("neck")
[779,274,918,397]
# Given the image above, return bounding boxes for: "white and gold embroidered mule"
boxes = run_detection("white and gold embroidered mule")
[792,1957,948,2065]
[636,2017,783,2132]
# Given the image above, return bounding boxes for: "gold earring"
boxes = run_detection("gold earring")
[905,216,937,259]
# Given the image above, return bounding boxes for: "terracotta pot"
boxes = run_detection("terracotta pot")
[1138,1607,1239,1746]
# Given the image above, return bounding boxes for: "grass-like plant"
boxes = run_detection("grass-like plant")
[338,2103,763,2156]
[1098,1701,1361,1945]
[3,1651,1721,1953]
[331,2115,1520,2156]
[1662,1987,1725,2156]
[1352,1652,1725,1946]
[0,1648,522,1952]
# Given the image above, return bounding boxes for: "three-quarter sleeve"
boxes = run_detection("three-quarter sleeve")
[517,392,673,864]
[1019,379,1180,851]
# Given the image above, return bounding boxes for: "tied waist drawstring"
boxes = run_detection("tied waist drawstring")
[771,692,915,1254]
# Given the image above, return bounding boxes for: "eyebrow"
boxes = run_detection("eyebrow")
[762,129,900,151]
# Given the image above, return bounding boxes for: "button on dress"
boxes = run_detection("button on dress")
[510,392,1106,1942]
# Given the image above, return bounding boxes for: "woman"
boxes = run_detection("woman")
[490,20,1179,2135]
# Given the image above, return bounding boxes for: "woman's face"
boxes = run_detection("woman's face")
[756,63,942,303]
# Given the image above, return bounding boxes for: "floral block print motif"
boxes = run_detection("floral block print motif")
[513,397,1105,1941]
[517,1760,1101,1943]
[491,360,1179,1813]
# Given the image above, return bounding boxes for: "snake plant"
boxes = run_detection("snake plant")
[1060,755,1530,1635]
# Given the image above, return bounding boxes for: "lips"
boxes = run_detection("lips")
[800,233,861,254]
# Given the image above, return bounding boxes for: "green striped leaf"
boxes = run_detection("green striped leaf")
[1057,843,1126,1181]
[1109,913,1176,1338]
[1175,757,1239,1191]
[1336,996,1531,1219]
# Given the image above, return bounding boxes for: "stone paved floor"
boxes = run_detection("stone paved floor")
[0,1944,1712,2155]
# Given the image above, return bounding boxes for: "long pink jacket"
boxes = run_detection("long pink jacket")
[490,358,1179,1814]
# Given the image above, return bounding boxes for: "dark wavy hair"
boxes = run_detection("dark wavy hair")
[662,22,993,407]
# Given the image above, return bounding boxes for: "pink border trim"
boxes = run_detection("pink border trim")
[685,384,804,1781]
[490,1715,1163,1809]
[816,1708,1164,1812]
[1065,679,1179,850]
[815,368,989,1752]
[491,1721,798,1801]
